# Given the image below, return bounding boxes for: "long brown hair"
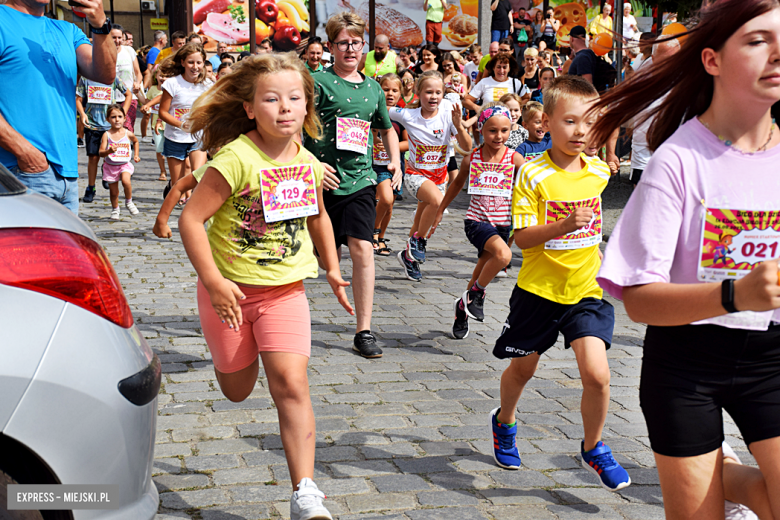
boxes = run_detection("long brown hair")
[188,53,322,154]
[590,0,780,152]
[159,43,208,84]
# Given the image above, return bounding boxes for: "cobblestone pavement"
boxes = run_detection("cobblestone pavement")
[76,145,753,520]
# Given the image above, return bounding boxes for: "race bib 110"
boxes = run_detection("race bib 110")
[698,208,780,281]
[87,85,112,105]
[336,118,370,154]
[467,161,513,198]
[544,197,603,250]
[260,164,319,223]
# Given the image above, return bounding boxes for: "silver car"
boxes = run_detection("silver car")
[0,165,160,519]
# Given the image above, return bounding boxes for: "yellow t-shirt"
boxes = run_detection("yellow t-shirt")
[478,54,491,73]
[155,47,173,65]
[205,135,324,286]
[512,151,610,304]
[589,15,612,36]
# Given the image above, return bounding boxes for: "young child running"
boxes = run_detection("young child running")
[499,93,529,150]
[76,76,130,203]
[98,104,141,219]
[531,67,556,104]
[490,76,631,492]
[159,43,212,202]
[179,54,354,520]
[430,103,524,339]
[140,67,170,181]
[390,70,472,281]
[515,101,551,159]
[372,73,409,256]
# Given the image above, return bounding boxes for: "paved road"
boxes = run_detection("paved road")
[76,143,752,520]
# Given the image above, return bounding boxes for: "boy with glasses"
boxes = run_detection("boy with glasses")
[303,12,403,359]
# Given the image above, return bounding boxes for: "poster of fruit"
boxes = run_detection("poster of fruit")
[193,0,310,52]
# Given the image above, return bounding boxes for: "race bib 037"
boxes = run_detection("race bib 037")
[413,144,447,170]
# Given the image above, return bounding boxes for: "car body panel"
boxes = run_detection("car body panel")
[0,284,64,431]
[0,190,97,241]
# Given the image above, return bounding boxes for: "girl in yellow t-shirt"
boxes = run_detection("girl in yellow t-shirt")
[179,53,353,520]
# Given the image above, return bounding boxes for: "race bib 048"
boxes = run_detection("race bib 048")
[336,118,370,154]
[87,85,112,105]
[467,161,514,198]
[544,197,603,250]
[698,208,780,281]
[260,164,319,223]
[413,144,447,170]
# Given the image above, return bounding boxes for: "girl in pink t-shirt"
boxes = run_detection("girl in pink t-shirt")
[589,1,780,518]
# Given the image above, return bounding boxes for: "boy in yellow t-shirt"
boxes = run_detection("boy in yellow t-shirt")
[489,76,631,492]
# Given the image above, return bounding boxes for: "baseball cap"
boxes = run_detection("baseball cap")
[569,25,587,39]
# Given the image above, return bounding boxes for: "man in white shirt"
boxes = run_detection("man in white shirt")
[110,24,142,131]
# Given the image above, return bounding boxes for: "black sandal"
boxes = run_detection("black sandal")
[376,238,392,256]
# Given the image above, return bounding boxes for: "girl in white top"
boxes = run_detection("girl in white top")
[98,104,141,220]
[159,43,213,201]
[389,71,472,281]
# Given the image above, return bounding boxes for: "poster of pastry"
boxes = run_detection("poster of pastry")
[528,1,604,47]
[193,0,310,52]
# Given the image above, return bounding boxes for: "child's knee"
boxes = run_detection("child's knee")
[505,357,536,383]
[496,244,513,265]
[581,364,611,390]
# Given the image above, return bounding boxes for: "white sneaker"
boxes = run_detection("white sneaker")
[723,442,759,520]
[110,207,120,220]
[496,268,508,278]
[142,136,153,143]
[290,478,331,520]
[125,200,139,215]
[722,441,742,464]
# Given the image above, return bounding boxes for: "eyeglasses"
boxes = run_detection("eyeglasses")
[333,40,365,52]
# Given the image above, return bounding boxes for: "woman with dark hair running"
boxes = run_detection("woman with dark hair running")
[593,1,780,518]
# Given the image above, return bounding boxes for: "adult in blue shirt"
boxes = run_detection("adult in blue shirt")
[209,41,229,71]
[0,0,117,214]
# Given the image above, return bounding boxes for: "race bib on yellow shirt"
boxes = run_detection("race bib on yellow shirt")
[336,117,370,154]
[260,164,320,223]
[414,144,447,170]
[544,197,603,250]
[698,208,780,281]
[87,85,112,105]
[467,161,513,198]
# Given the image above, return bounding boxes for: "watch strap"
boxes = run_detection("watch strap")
[90,17,112,35]
[721,279,739,314]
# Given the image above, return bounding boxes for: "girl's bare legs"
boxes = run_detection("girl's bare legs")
[121,170,132,201]
[184,150,207,201]
[374,179,394,244]
[723,455,774,519]
[141,112,150,139]
[108,182,119,208]
[655,450,726,520]
[412,180,444,237]
[156,153,167,180]
[167,157,185,187]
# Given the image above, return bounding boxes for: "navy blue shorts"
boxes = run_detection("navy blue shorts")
[493,286,614,359]
[84,128,105,157]
[464,219,510,257]
[373,165,403,195]
[163,138,199,160]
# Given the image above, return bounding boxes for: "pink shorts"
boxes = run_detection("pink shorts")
[102,161,134,183]
[197,279,312,373]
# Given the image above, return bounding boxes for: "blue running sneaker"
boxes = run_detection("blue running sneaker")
[490,407,521,470]
[397,250,422,281]
[581,441,631,491]
[406,233,427,263]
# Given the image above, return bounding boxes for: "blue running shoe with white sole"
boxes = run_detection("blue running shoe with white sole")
[490,407,521,470]
[581,441,631,491]
[406,233,427,263]
[397,250,422,281]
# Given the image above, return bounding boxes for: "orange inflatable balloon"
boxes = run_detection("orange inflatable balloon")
[662,22,688,43]
[591,33,613,56]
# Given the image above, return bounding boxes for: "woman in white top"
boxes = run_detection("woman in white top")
[622,3,638,41]
[158,43,212,201]
[464,53,528,113]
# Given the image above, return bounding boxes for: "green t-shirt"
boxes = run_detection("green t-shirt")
[426,0,445,23]
[304,67,392,196]
[205,135,324,286]
[478,54,492,73]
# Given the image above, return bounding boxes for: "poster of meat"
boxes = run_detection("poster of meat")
[193,0,310,52]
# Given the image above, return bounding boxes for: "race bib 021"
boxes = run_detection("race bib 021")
[413,144,447,170]
[336,117,370,154]
[259,164,319,223]
[698,208,780,281]
[372,145,390,166]
[467,161,514,198]
[544,197,603,250]
[87,85,112,105]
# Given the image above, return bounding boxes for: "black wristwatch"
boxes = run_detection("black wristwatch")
[721,279,739,313]
[90,17,112,35]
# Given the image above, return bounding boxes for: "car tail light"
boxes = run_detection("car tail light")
[0,228,134,328]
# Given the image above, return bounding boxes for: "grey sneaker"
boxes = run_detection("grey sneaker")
[290,478,332,520]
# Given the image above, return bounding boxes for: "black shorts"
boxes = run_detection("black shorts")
[493,286,614,359]
[629,169,643,185]
[464,219,510,257]
[84,128,105,157]
[447,156,458,172]
[640,323,780,457]
[323,185,377,248]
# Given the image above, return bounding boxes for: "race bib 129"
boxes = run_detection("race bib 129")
[336,118,370,154]
[544,197,603,250]
[467,161,514,198]
[698,208,780,281]
[259,164,319,223]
